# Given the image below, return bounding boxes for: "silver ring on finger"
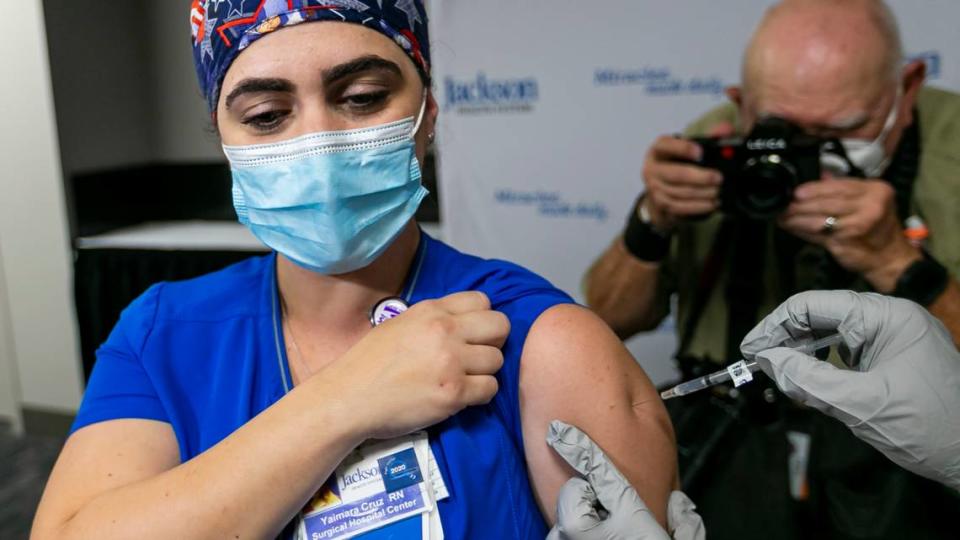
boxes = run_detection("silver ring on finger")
[821,215,839,235]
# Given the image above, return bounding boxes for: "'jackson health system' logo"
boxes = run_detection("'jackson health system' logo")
[444,73,539,114]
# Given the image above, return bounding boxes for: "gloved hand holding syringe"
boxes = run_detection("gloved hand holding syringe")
[660,333,844,400]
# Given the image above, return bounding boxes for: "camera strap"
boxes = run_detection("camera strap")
[671,217,772,491]
[883,111,920,221]
[677,219,734,361]
[724,218,769,365]
[676,214,771,369]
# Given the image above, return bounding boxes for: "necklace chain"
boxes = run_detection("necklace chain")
[280,297,314,381]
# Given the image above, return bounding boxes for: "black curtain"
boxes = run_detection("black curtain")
[74,249,258,382]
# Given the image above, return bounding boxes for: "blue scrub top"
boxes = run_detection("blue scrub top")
[73,232,573,539]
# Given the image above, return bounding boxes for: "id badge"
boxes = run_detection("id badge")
[295,435,433,540]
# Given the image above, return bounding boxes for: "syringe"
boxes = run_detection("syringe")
[660,333,844,400]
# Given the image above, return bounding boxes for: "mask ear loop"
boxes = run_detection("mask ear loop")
[875,84,903,142]
[861,84,903,175]
[410,89,429,138]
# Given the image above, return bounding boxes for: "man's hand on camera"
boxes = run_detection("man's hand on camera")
[778,177,922,292]
[640,123,734,232]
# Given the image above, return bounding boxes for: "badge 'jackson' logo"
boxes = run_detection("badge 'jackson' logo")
[444,73,539,114]
[339,465,380,490]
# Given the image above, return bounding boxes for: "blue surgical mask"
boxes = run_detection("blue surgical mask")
[223,99,429,275]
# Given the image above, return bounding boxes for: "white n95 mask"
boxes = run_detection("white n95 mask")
[839,87,901,178]
[222,100,429,275]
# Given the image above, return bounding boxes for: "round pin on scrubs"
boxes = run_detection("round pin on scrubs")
[370,297,409,327]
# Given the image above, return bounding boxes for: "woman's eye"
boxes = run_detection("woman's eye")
[343,91,389,110]
[241,109,289,131]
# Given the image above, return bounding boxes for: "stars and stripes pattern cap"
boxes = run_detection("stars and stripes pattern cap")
[191,0,430,113]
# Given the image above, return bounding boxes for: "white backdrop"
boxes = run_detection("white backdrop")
[431,0,960,385]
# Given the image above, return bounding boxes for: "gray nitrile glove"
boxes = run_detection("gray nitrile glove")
[741,290,960,491]
[545,420,705,540]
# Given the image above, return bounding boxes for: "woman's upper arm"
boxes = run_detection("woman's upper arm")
[518,303,677,527]
[32,419,180,539]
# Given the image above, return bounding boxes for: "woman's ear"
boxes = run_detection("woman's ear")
[414,89,439,162]
[425,89,439,138]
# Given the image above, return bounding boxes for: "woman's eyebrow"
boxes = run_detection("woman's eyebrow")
[224,78,295,110]
[321,55,402,85]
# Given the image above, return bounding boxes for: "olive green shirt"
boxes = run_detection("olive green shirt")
[665,86,960,361]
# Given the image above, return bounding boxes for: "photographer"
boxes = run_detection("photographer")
[585,0,960,538]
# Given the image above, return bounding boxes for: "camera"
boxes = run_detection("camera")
[690,117,822,219]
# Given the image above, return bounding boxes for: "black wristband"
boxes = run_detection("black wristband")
[623,199,671,262]
[891,251,950,307]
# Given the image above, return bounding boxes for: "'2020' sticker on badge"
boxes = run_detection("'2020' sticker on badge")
[378,448,423,493]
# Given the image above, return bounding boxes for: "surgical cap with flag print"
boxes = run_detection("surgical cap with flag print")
[190,0,430,113]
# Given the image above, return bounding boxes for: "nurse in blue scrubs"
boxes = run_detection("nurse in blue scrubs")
[32,2,677,539]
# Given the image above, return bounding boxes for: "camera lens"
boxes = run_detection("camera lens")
[737,155,798,219]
